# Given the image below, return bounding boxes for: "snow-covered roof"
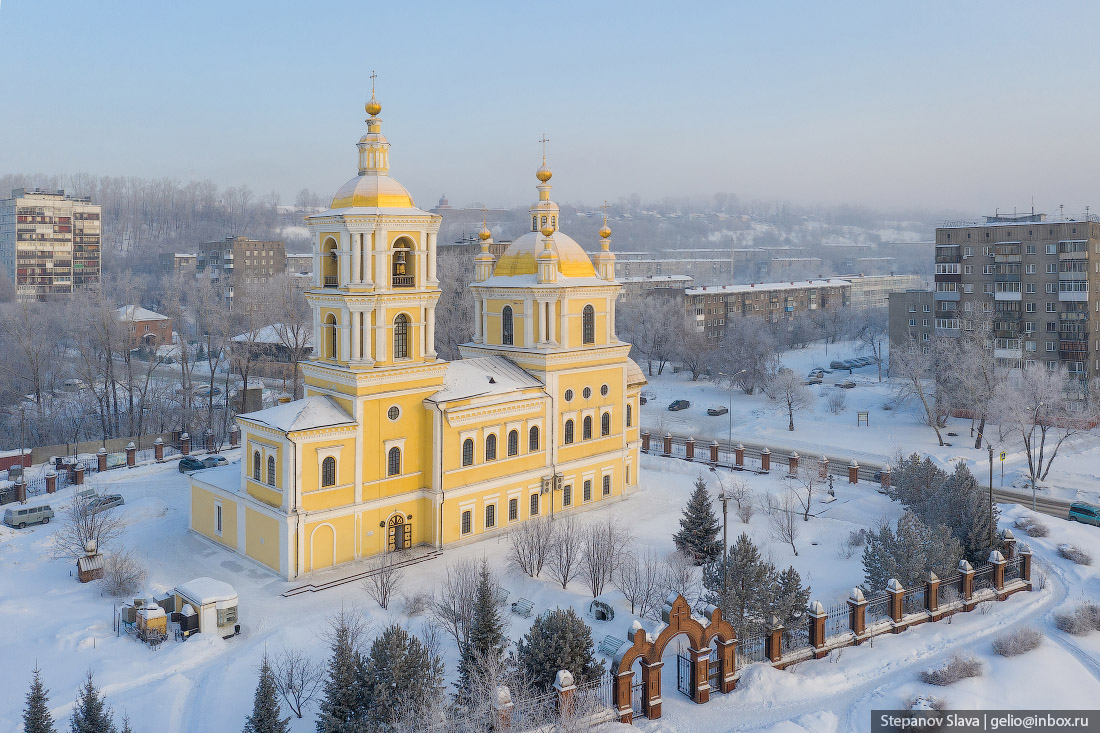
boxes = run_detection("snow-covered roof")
[231,324,313,348]
[138,606,166,619]
[685,279,850,296]
[620,275,693,283]
[239,395,354,432]
[428,357,543,403]
[116,305,169,322]
[176,577,237,604]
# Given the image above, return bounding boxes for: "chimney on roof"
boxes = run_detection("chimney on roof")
[488,377,496,384]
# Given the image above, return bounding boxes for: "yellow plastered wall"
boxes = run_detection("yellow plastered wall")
[439,400,548,483]
[361,391,434,500]
[319,306,342,362]
[245,433,284,506]
[358,497,432,556]
[245,508,281,571]
[562,296,610,348]
[192,486,237,549]
[304,514,355,572]
[556,366,625,461]
[301,435,358,511]
[485,298,528,347]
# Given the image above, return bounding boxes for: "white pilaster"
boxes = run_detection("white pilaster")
[339,306,351,362]
[426,305,437,359]
[427,232,438,285]
[338,232,351,287]
[351,233,362,284]
[524,299,535,347]
[375,307,387,363]
[473,296,484,343]
[374,230,388,293]
[350,309,361,361]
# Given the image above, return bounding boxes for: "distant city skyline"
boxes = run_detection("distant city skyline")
[2,1,1099,215]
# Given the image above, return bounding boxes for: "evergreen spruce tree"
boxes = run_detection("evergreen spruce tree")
[358,624,444,732]
[702,533,774,637]
[69,671,116,733]
[672,477,723,565]
[516,608,603,691]
[120,715,134,733]
[243,653,290,733]
[316,614,364,733]
[769,567,811,630]
[23,666,57,733]
[456,560,507,701]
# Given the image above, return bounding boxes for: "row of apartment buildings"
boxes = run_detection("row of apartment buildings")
[164,236,297,308]
[889,212,1100,382]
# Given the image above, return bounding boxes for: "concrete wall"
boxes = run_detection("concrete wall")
[29,432,176,464]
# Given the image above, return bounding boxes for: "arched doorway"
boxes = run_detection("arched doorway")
[387,514,409,551]
[310,524,335,572]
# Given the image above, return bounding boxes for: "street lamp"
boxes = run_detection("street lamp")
[987,442,995,550]
[19,404,26,475]
[716,369,747,455]
[710,467,731,599]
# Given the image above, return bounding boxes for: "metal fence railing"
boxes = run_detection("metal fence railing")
[825,602,849,640]
[783,625,811,653]
[938,576,961,606]
[902,587,925,616]
[973,564,995,592]
[1005,556,1022,583]
[866,594,890,625]
[736,635,766,668]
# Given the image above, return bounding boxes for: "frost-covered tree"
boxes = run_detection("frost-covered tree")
[358,624,444,731]
[862,511,962,592]
[69,671,116,733]
[672,477,722,564]
[516,608,604,691]
[768,371,813,431]
[853,307,888,382]
[890,337,955,446]
[709,320,778,394]
[702,533,775,637]
[315,612,365,733]
[23,666,56,733]
[579,519,631,598]
[243,653,290,733]
[456,561,506,701]
[769,566,811,631]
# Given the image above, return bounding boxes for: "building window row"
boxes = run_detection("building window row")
[461,425,541,467]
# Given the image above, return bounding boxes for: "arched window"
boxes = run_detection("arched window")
[393,314,409,359]
[626,404,633,428]
[387,447,401,476]
[321,456,336,487]
[485,433,497,461]
[507,430,519,456]
[601,412,610,436]
[529,425,540,451]
[252,451,261,481]
[582,305,595,344]
[324,314,338,359]
[462,438,474,466]
[392,241,414,287]
[267,456,276,487]
[531,215,537,231]
[582,416,592,440]
[502,306,514,346]
[564,419,574,445]
[461,510,472,535]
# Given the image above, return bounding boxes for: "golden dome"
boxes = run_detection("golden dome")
[536,164,553,183]
[479,224,492,241]
[330,174,414,209]
[365,95,381,117]
[493,231,597,278]
[599,222,612,239]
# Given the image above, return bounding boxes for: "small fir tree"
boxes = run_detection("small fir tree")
[456,561,507,700]
[358,624,444,731]
[243,653,290,733]
[315,614,363,733]
[516,608,604,691]
[768,566,811,630]
[702,532,775,637]
[69,671,116,733]
[23,666,57,733]
[120,715,134,733]
[672,477,723,565]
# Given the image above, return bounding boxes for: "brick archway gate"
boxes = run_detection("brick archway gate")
[612,593,736,723]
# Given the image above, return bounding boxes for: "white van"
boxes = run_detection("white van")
[4,504,55,529]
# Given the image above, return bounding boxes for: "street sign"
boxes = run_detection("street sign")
[999,451,1006,461]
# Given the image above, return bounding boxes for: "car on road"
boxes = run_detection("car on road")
[837,379,856,389]
[88,494,125,514]
[707,405,728,416]
[3,504,53,529]
[807,368,828,376]
[203,455,228,468]
[1069,502,1100,527]
[804,375,823,385]
[178,456,206,473]
[668,399,691,411]
[829,360,846,370]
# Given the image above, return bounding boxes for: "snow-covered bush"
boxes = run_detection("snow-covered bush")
[1053,603,1100,635]
[919,655,982,686]
[906,694,947,711]
[99,548,147,597]
[402,590,433,617]
[992,627,1043,657]
[1014,516,1049,538]
[1058,543,1093,565]
[737,503,754,524]
[826,389,847,414]
[838,529,866,559]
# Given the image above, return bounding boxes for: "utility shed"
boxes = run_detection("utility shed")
[174,577,239,637]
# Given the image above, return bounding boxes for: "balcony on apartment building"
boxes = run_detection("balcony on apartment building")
[935,244,960,264]
[934,282,960,301]
[1058,240,1088,260]
[994,242,1022,263]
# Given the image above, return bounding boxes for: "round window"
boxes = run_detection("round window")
[387,405,400,421]
[600,384,609,397]
[564,389,574,401]
[582,387,592,399]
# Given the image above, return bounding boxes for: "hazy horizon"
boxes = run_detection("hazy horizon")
[2,1,1098,217]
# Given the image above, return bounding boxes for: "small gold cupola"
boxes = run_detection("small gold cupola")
[474,212,496,282]
[593,201,616,281]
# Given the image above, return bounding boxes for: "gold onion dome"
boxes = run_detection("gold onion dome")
[365,94,382,117]
[599,222,612,239]
[540,224,556,237]
[479,224,492,241]
[536,164,553,183]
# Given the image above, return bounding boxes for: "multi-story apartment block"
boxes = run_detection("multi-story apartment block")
[687,279,850,342]
[619,275,693,302]
[843,273,926,309]
[196,236,285,308]
[935,213,1099,382]
[161,252,198,277]
[0,188,101,300]
[887,289,934,350]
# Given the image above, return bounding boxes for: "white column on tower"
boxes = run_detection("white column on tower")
[524,299,535,347]
[419,305,427,358]
[426,305,437,359]
[339,306,351,362]
[473,296,484,343]
[558,299,568,346]
[350,232,362,285]
[362,305,376,364]
[375,306,387,362]
[339,232,351,287]
[427,232,438,284]
[548,301,557,345]
[350,308,361,362]
[481,298,490,344]
[375,231,388,291]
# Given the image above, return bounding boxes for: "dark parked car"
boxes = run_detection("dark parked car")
[88,494,125,514]
[829,360,846,370]
[707,406,728,416]
[178,456,206,473]
[668,400,691,411]
[203,455,228,468]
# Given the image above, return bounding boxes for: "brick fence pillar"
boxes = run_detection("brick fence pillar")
[688,646,711,704]
[96,448,108,473]
[734,443,744,467]
[848,459,859,484]
[765,617,784,663]
[15,478,27,504]
[204,429,215,453]
[154,438,164,463]
[958,560,975,610]
[1002,529,1016,560]
[848,588,867,640]
[819,455,829,479]
[990,550,1006,594]
[45,472,57,494]
[886,579,904,625]
[640,658,663,719]
[685,437,695,460]
[808,600,827,658]
[710,440,719,466]
[1019,544,1033,586]
[925,572,940,615]
[180,433,191,456]
[229,424,240,448]
[73,466,85,485]
[614,670,633,724]
[125,442,136,468]
[663,433,672,456]
[788,452,799,476]
[641,431,650,452]
[716,636,736,693]
[554,670,576,717]
[494,686,514,729]
[760,447,771,472]
[880,464,891,490]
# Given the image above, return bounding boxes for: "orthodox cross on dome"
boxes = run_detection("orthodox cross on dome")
[601,200,610,224]
[370,70,377,94]
[539,134,550,163]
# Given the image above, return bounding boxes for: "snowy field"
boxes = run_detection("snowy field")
[639,340,1100,507]
[2,439,1099,732]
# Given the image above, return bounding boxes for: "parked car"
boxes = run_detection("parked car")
[707,406,728,416]
[804,375,823,385]
[4,504,54,529]
[807,368,827,377]
[837,380,857,389]
[668,400,691,411]
[178,456,206,473]
[203,455,228,468]
[829,360,846,370]
[1069,502,1100,527]
[88,494,125,514]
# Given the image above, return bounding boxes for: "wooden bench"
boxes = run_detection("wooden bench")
[511,598,534,618]
[598,635,627,656]
[493,587,510,606]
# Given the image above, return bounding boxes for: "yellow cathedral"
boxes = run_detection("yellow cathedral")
[189,91,646,580]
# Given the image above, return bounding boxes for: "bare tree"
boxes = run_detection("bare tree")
[507,516,554,578]
[431,556,479,650]
[673,321,715,381]
[854,307,888,382]
[613,546,663,616]
[617,297,683,376]
[99,547,148,597]
[710,319,778,394]
[768,371,813,431]
[580,518,631,597]
[787,458,821,521]
[811,304,851,354]
[267,274,313,399]
[363,552,405,609]
[227,281,270,401]
[191,277,232,439]
[545,516,583,589]
[51,492,125,560]
[890,336,952,446]
[159,273,200,430]
[272,647,324,719]
[661,550,701,609]
[769,493,800,556]
[0,299,61,418]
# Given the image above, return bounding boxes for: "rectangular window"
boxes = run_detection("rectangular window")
[215,502,223,536]
[1047,321,1058,332]
[1025,283,1036,293]
[602,475,611,496]
[1025,264,1036,274]
[1025,302,1036,312]
[983,264,995,275]
[461,510,472,535]
[485,504,495,529]
[963,284,974,293]
[1024,322,1034,332]
[909,319,916,327]
[964,247,972,257]
[1048,360,1058,370]
[984,283,994,294]
[530,493,539,516]
[1046,283,1056,293]
[1026,244,1036,254]
[583,480,592,502]
[1025,341,1036,352]
[908,305,916,313]
[923,304,930,313]
[1046,244,1057,254]
[563,484,572,506]
[1047,303,1057,312]
[508,498,518,521]
[1047,341,1057,352]
[1047,263,1058,274]
[922,318,929,327]
[963,265,973,274]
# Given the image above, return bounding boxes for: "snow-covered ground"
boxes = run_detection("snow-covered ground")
[1,439,1098,732]
[639,340,1100,507]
